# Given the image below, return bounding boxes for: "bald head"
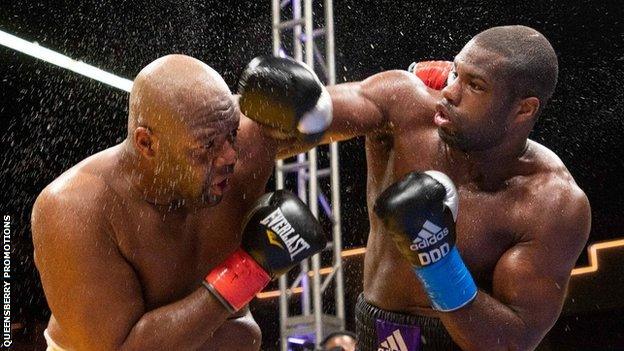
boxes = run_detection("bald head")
[123,55,240,208]
[471,25,559,114]
[128,54,233,137]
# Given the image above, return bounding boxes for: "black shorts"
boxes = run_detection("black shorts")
[354,293,461,351]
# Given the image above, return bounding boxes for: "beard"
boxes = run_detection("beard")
[438,127,473,152]
[438,124,507,153]
[178,183,223,210]
[198,184,223,208]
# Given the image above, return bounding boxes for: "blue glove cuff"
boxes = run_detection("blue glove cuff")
[413,246,477,312]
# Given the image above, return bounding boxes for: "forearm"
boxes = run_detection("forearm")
[199,312,262,350]
[120,287,230,351]
[439,291,540,351]
[276,133,347,160]
[276,83,385,159]
[325,83,386,139]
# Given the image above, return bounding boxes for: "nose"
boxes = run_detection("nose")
[214,139,238,169]
[441,78,461,106]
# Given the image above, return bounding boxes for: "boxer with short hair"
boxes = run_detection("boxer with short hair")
[243,26,591,350]
[32,54,329,350]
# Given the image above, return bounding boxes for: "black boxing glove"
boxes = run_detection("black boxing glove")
[374,171,477,311]
[204,190,327,312]
[238,56,332,142]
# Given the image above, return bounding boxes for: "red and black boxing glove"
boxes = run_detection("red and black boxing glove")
[408,60,453,90]
[204,190,327,312]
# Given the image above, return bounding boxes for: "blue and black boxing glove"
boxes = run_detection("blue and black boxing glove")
[374,170,477,312]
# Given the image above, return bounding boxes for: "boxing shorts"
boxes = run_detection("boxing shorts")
[355,293,461,351]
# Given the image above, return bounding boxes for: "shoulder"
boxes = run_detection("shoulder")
[523,141,588,211]
[236,113,279,163]
[35,168,108,212]
[228,114,277,193]
[528,173,590,232]
[32,156,115,244]
[359,70,427,101]
[360,70,438,127]
[513,142,590,245]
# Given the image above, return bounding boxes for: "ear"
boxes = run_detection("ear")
[515,96,540,123]
[133,127,157,158]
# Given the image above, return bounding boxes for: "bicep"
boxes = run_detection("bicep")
[492,241,568,332]
[33,199,145,350]
[326,70,431,141]
[325,80,386,141]
[276,70,427,157]
[492,195,591,332]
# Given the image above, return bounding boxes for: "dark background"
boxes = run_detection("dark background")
[1,0,623,350]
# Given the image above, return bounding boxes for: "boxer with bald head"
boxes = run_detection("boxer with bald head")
[244,25,591,350]
[125,54,238,208]
[32,54,328,350]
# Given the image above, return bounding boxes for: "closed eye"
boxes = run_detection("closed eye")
[228,128,239,142]
[203,140,215,149]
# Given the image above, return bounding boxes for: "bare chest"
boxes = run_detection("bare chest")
[366,130,517,281]
[111,152,273,308]
[452,189,515,281]
[112,197,251,309]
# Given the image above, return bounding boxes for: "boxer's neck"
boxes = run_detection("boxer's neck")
[444,134,531,190]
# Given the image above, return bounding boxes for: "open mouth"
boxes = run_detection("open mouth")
[210,177,230,195]
[434,103,452,127]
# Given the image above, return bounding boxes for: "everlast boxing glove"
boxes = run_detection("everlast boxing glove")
[408,60,453,90]
[374,171,477,311]
[204,190,327,312]
[238,56,332,142]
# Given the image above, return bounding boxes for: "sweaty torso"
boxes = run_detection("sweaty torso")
[108,173,264,310]
[362,79,567,316]
[47,118,277,346]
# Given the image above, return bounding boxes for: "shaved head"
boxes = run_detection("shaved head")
[125,54,239,208]
[128,54,233,137]
[471,25,559,114]
[439,26,558,152]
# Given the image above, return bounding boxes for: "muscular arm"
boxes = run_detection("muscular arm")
[276,70,428,159]
[32,191,240,351]
[439,187,591,350]
[200,309,261,350]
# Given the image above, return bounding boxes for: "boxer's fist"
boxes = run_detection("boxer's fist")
[408,60,453,90]
[241,190,327,277]
[374,171,477,311]
[374,171,458,267]
[205,190,326,312]
[238,56,332,141]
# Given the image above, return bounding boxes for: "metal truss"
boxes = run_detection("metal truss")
[271,0,344,349]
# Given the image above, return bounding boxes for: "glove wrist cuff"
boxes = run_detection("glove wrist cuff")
[413,246,478,312]
[204,248,271,312]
